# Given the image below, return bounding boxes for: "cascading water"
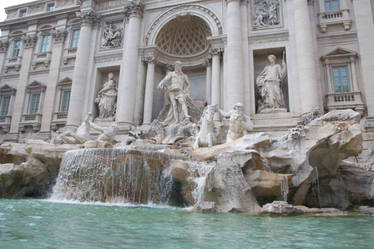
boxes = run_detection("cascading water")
[50,148,182,205]
[280,176,289,202]
[189,162,214,206]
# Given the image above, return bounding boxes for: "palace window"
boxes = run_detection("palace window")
[19,9,27,17]
[12,40,21,57]
[70,29,80,49]
[47,3,55,12]
[28,93,40,114]
[332,65,350,92]
[40,35,51,53]
[321,48,365,113]
[325,0,340,12]
[0,96,11,116]
[59,90,71,113]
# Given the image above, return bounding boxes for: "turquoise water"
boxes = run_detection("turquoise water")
[1,200,374,249]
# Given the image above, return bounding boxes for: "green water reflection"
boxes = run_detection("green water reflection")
[0,199,373,249]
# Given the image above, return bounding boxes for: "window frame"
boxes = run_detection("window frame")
[46,3,55,12]
[324,0,340,12]
[70,29,80,49]
[331,64,351,93]
[12,39,22,58]
[19,9,27,17]
[39,34,51,53]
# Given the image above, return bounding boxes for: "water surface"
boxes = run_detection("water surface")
[1,199,374,249]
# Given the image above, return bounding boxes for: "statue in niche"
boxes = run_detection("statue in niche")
[194,104,218,149]
[157,61,193,125]
[219,103,254,143]
[95,72,117,120]
[256,53,287,113]
[253,0,281,28]
[102,23,122,48]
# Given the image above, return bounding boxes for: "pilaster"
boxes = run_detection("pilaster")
[143,55,156,124]
[40,29,67,132]
[10,33,37,134]
[0,39,9,75]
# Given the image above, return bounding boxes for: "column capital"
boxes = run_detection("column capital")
[124,1,144,18]
[210,48,223,56]
[78,10,100,26]
[22,34,37,49]
[0,40,9,53]
[52,30,68,44]
[143,55,156,64]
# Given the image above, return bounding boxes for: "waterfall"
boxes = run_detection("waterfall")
[280,176,289,202]
[50,148,183,205]
[189,162,214,206]
[311,167,321,208]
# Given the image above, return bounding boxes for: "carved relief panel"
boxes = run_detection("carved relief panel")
[252,0,283,30]
[101,22,123,49]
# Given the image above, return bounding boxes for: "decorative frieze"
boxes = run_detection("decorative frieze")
[52,30,68,44]
[124,1,144,18]
[22,34,37,49]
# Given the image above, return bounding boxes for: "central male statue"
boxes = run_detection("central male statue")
[158,61,192,125]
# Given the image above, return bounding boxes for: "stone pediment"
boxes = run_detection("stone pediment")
[322,47,358,60]
[58,77,72,85]
[26,81,46,91]
[0,84,16,95]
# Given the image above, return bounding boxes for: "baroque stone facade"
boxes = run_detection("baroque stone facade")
[0,0,374,154]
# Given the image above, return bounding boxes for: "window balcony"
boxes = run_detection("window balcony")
[318,9,352,32]
[326,91,365,114]
[0,115,12,133]
[19,114,42,132]
[51,112,68,131]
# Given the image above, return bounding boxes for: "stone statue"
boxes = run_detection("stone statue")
[256,53,287,113]
[253,0,281,28]
[102,23,122,48]
[95,72,117,120]
[89,121,119,144]
[194,104,218,149]
[158,61,192,125]
[220,103,254,143]
[51,114,92,144]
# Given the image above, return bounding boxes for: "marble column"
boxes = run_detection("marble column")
[211,48,221,109]
[293,0,321,113]
[225,0,244,110]
[240,0,251,114]
[134,57,146,124]
[67,11,96,127]
[143,56,155,124]
[40,29,67,132]
[116,2,143,125]
[205,58,212,104]
[10,33,37,134]
[352,0,374,117]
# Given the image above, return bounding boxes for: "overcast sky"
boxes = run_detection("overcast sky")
[0,0,34,22]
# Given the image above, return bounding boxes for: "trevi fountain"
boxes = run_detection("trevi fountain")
[1,0,374,248]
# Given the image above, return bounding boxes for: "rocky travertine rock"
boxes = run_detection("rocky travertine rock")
[262,201,303,215]
[0,140,81,198]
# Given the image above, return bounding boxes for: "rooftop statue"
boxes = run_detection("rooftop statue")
[256,53,287,113]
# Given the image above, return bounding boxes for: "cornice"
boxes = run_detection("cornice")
[0,6,80,29]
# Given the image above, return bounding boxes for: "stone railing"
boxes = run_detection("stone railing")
[0,115,12,133]
[19,113,42,132]
[4,56,22,73]
[51,112,68,131]
[318,9,352,32]
[326,91,364,114]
